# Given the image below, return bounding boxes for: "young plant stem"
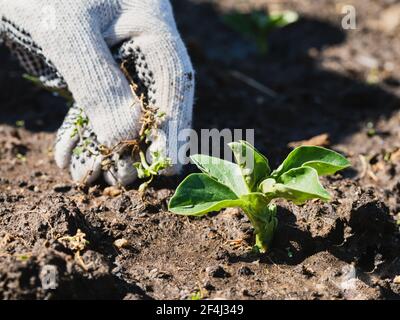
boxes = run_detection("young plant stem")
[241,195,278,253]
[169,142,350,252]
[138,151,157,176]
[255,205,277,253]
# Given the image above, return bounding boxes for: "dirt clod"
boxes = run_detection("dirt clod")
[206,266,231,279]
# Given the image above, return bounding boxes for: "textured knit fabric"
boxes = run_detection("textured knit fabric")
[0,0,195,185]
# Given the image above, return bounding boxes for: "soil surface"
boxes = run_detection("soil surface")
[1,0,400,300]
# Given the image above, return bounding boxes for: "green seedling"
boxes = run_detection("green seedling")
[16,153,27,162]
[366,122,376,137]
[134,150,172,192]
[189,291,203,301]
[71,111,89,139]
[223,10,298,54]
[72,138,93,157]
[17,254,31,262]
[15,120,25,128]
[169,141,350,253]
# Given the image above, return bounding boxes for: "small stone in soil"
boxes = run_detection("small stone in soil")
[103,186,122,197]
[114,238,129,249]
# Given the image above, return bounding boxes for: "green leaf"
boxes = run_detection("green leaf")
[258,178,276,194]
[229,140,270,191]
[269,11,299,28]
[134,151,171,179]
[190,154,249,196]
[273,146,350,177]
[222,10,298,54]
[168,173,243,216]
[261,167,331,205]
[223,11,298,38]
[73,146,83,156]
[223,12,258,38]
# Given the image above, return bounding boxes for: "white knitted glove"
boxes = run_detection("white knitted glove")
[0,0,194,186]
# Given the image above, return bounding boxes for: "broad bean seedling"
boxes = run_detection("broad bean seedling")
[169,141,350,252]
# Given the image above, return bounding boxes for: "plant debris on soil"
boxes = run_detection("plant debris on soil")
[0,0,400,300]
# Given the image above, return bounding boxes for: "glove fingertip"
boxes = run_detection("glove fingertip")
[160,163,183,177]
[103,155,138,187]
[70,153,102,186]
[54,134,79,169]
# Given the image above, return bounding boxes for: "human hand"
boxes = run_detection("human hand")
[0,0,195,185]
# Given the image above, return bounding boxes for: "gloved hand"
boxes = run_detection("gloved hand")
[0,0,195,186]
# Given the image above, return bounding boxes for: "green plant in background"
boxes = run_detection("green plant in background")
[223,10,299,54]
[15,120,25,128]
[169,141,350,253]
[71,111,89,139]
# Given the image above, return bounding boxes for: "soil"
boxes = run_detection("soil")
[1,0,400,300]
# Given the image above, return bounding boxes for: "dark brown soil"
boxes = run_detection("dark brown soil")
[0,0,400,300]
